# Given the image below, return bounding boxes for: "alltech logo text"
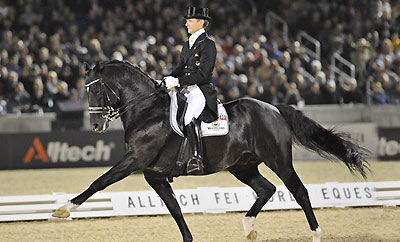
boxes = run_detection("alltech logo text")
[23,137,115,164]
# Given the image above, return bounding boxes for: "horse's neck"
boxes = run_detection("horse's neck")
[120,90,170,132]
[112,64,169,131]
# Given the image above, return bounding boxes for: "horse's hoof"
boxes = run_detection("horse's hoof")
[52,208,70,218]
[312,227,322,242]
[246,230,257,241]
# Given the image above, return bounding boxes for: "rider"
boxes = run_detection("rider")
[164,4,218,175]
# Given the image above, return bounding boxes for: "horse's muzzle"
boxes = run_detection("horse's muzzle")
[92,121,109,133]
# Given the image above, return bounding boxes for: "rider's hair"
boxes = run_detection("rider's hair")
[203,20,209,28]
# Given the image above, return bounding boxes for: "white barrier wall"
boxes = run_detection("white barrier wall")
[1,181,399,222]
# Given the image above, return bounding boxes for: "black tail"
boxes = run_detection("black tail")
[276,105,369,178]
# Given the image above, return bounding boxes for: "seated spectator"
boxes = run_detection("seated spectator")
[293,72,310,97]
[279,51,291,70]
[259,84,284,105]
[372,82,389,104]
[5,71,18,99]
[7,82,30,113]
[70,77,87,104]
[284,82,302,105]
[7,55,21,74]
[246,83,261,100]
[255,58,274,84]
[0,66,7,97]
[31,76,52,112]
[310,60,322,75]
[323,80,340,104]
[46,71,60,97]
[54,81,70,103]
[86,38,108,63]
[341,78,364,104]
[19,67,33,95]
[390,82,400,104]
[275,72,288,97]
[304,82,325,105]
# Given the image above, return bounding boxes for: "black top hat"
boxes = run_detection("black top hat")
[184,6,211,21]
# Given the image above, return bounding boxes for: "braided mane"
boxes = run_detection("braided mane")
[106,60,158,86]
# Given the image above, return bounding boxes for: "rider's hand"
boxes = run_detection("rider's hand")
[164,76,180,90]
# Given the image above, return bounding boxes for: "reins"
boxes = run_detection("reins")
[111,86,166,121]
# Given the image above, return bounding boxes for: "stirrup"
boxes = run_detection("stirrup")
[187,156,204,175]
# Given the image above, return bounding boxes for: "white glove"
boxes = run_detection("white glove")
[164,76,180,90]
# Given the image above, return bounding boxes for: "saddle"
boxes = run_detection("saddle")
[168,91,229,137]
[167,91,229,182]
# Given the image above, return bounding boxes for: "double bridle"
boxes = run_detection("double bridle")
[85,76,166,122]
[85,77,121,121]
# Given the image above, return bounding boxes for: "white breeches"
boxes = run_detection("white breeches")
[184,85,206,126]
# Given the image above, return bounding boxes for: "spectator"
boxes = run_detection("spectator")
[340,78,364,104]
[0,66,8,97]
[86,38,108,63]
[7,55,21,74]
[352,38,372,81]
[310,60,322,75]
[0,30,13,53]
[284,82,302,105]
[259,84,284,105]
[323,80,340,104]
[275,73,288,97]
[54,81,70,103]
[7,82,30,113]
[46,71,60,97]
[71,77,87,104]
[391,82,400,104]
[31,76,52,112]
[304,82,325,105]
[372,81,389,104]
[5,71,18,100]
[255,58,274,84]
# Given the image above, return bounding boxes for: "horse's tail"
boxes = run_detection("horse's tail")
[275,104,369,178]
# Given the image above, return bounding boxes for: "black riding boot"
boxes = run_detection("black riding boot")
[184,118,204,175]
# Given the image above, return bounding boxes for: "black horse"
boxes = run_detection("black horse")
[53,60,368,242]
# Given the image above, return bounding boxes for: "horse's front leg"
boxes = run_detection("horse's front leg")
[53,151,138,218]
[145,175,193,242]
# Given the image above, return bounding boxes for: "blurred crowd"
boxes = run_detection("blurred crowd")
[0,0,399,115]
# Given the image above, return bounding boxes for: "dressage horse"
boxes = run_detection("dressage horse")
[53,60,368,242]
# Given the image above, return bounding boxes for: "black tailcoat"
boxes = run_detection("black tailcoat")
[170,32,218,123]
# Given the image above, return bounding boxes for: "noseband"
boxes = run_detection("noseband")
[85,77,121,121]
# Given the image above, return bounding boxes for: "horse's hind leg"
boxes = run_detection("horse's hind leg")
[274,145,322,242]
[145,175,193,242]
[229,165,276,240]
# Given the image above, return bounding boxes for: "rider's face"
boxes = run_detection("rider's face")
[185,18,204,34]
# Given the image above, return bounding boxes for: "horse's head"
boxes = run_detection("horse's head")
[85,61,120,133]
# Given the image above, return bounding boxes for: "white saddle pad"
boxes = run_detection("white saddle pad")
[168,92,229,137]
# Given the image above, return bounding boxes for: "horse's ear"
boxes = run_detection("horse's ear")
[93,61,100,71]
[93,61,103,72]
[84,62,91,72]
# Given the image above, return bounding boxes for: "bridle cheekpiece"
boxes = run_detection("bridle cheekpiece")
[85,77,121,121]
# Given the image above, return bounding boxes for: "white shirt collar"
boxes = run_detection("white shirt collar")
[189,28,205,49]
